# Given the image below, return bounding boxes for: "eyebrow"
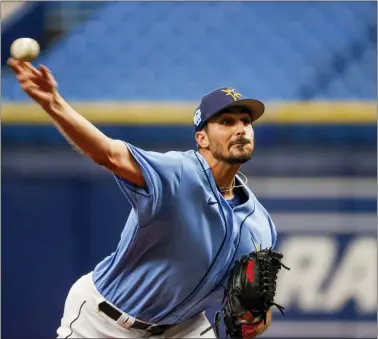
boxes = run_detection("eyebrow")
[218,107,251,115]
[215,112,252,121]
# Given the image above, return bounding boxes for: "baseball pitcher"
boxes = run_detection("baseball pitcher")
[8,58,289,339]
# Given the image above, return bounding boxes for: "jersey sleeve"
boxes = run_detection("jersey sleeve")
[113,142,183,226]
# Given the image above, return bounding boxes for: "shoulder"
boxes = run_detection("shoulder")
[245,185,278,240]
[244,185,270,218]
[141,148,196,163]
[163,149,192,161]
[125,143,185,167]
[167,149,198,161]
[164,150,204,173]
[254,194,270,219]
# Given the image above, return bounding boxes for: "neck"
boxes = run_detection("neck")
[200,150,242,199]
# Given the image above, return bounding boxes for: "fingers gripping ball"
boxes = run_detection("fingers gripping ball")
[10,38,40,62]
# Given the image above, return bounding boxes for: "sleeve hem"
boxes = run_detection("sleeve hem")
[117,141,154,196]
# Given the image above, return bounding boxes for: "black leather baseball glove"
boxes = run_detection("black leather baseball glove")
[201,248,290,338]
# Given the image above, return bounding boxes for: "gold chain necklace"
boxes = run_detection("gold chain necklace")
[218,171,248,192]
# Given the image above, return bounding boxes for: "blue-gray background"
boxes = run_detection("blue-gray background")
[2,2,376,338]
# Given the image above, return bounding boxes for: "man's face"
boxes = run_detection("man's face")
[201,107,255,164]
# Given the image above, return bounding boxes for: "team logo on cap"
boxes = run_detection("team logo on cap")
[221,88,243,101]
[193,108,202,126]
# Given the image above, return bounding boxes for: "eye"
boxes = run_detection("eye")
[242,118,252,125]
[221,118,233,125]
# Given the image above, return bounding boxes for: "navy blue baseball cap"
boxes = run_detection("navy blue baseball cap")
[193,87,265,132]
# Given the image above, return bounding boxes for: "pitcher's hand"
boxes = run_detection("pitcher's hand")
[8,58,59,110]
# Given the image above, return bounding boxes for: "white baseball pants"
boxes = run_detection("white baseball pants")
[57,272,216,338]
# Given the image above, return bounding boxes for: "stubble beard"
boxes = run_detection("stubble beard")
[211,143,253,165]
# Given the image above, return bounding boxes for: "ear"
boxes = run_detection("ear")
[195,130,209,148]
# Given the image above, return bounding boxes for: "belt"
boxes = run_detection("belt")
[98,301,172,336]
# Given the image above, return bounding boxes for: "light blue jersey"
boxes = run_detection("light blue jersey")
[93,142,277,325]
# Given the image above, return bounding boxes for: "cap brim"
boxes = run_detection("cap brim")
[222,99,265,122]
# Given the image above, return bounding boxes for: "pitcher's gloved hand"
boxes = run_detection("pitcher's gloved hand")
[201,248,290,338]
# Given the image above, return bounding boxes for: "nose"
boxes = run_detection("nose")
[235,120,247,136]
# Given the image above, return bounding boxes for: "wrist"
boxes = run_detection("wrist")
[241,318,265,338]
[238,310,271,338]
[42,92,64,115]
[239,311,263,323]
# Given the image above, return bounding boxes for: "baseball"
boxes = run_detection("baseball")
[10,38,40,62]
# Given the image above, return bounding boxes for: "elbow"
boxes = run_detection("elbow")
[90,138,120,170]
[89,144,116,170]
[92,153,118,171]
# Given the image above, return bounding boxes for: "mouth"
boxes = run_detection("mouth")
[231,141,251,147]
